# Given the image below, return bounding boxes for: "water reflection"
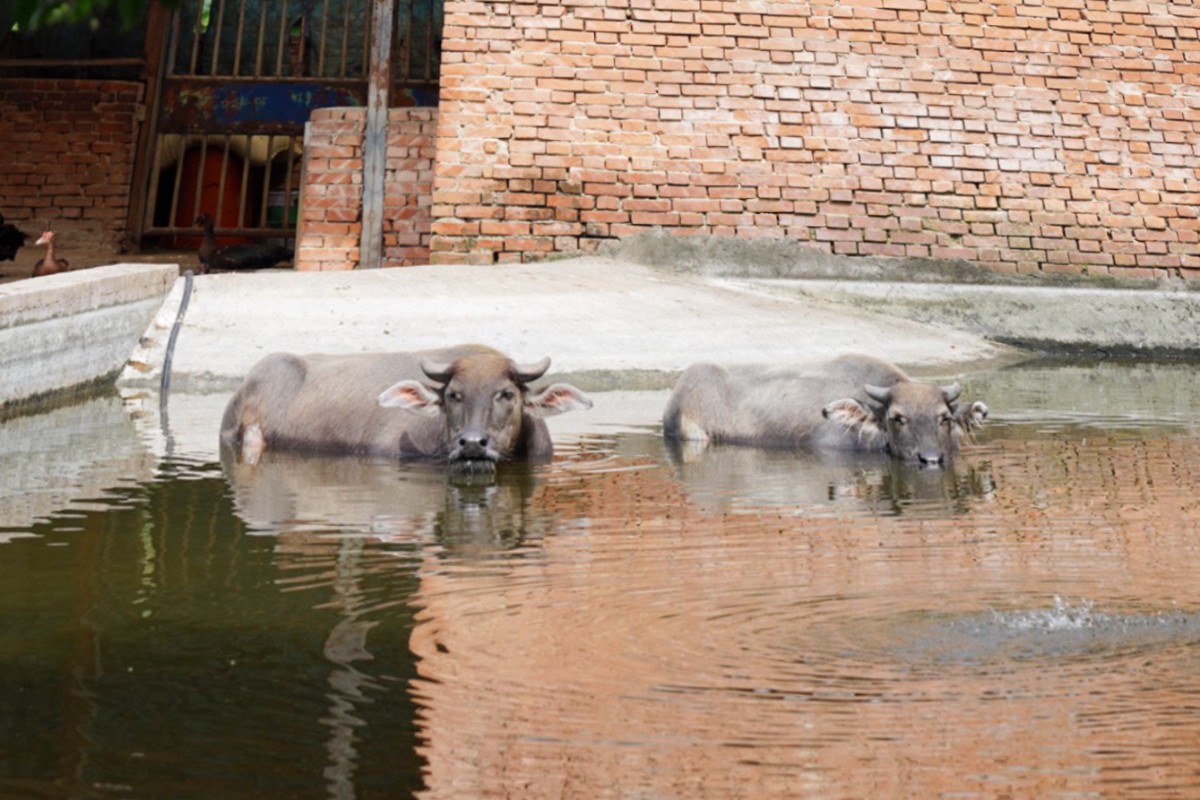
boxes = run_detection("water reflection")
[970,358,1200,432]
[221,449,555,556]
[6,364,1200,798]
[410,427,1200,800]
[0,456,428,799]
[0,393,157,535]
[663,436,997,517]
[320,535,380,800]
[217,451,573,799]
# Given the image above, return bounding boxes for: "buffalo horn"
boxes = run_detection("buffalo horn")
[420,358,455,384]
[513,356,551,383]
[864,384,891,404]
[941,383,962,403]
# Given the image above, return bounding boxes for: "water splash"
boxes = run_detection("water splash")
[891,597,1200,668]
[993,596,1100,633]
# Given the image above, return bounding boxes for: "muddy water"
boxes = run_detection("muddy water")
[4,361,1200,798]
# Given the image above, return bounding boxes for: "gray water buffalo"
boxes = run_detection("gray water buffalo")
[662,354,987,465]
[220,344,592,471]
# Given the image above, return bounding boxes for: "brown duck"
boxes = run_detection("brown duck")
[32,230,68,277]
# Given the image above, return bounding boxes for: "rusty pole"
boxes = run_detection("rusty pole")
[359,0,394,269]
[125,1,174,246]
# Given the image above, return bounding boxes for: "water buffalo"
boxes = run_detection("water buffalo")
[662,353,987,465]
[220,344,593,472]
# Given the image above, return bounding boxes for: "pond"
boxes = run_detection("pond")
[4,360,1200,799]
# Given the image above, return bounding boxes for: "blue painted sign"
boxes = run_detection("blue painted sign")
[162,81,366,132]
[160,80,438,132]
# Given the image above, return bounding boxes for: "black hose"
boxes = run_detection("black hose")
[159,269,195,441]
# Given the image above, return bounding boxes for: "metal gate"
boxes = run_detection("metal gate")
[134,0,441,250]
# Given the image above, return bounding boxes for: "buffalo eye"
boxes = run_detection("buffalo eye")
[445,389,463,404]
[496,388,515,403]
[890,413,907,426]
[939,411,953,426]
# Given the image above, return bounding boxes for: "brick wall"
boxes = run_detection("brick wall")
[430,0,1200,278]
[295,106,438,270]
[0,79,143,249]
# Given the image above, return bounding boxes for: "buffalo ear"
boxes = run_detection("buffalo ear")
[823,398,882,436]
[525,383,593,417]
[378,380,442,414]
[513,356,551,384]
[954,400,988,430]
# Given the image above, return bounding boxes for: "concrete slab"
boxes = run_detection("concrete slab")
[744,278,1200,357]
[106,250,1200,465]
[1,263,179,408]
[115,256,1019,396]
[608,230,1200,357]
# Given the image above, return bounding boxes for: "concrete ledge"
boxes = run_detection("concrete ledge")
[0,263,179,408]
[734,279,1200,357]
[614,231,1200,357]
[114,258,1017,396]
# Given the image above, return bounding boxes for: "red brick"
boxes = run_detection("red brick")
[266,3,1200,271]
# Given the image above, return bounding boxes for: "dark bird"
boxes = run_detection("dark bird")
[0,213,31,261]
[32,230,68,277]
[195,212,294,274]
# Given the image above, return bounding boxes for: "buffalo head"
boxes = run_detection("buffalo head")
[376,352,592,472]
[822,380,988,465]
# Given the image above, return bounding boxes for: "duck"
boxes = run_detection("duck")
[195,212,294,274]
[0,213,30,261]
[32,230,68,277]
